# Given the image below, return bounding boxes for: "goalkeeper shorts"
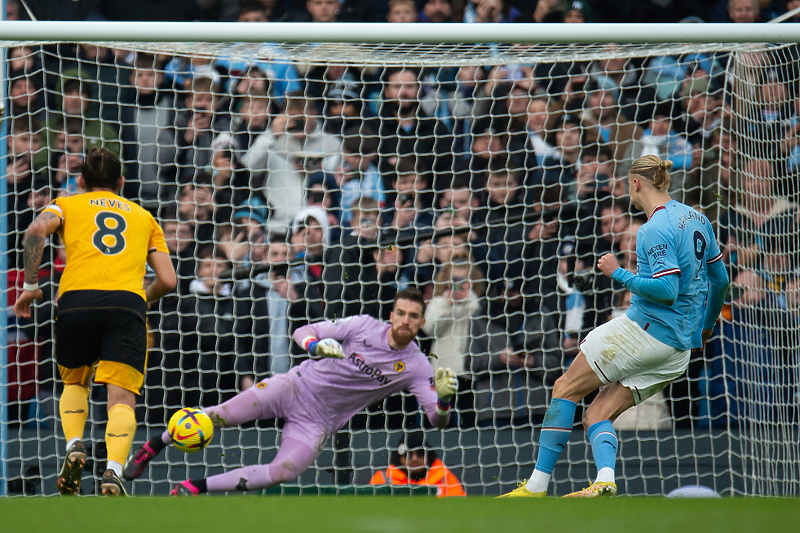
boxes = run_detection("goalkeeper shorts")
[581,315,690,405]
[56,308,148,395]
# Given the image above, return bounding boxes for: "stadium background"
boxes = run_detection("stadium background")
[1,0,800,500]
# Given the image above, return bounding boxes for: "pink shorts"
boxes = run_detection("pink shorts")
[250,372,333,454]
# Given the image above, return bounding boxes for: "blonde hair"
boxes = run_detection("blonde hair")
[629,155,673,191]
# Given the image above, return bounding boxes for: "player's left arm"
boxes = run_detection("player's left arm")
[14,209,63,318]
[144,220,177,303]
[407,364,454,429]
[145,251,177,303]
[701,230,730,347]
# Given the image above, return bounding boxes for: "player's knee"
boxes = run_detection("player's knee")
[269,460,302,484]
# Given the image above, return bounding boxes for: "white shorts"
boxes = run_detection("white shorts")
[581,315,690,405]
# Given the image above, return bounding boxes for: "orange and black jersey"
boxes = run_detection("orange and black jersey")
[43,191,168,321]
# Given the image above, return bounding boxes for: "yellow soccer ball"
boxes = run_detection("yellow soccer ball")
[168,408,214,453]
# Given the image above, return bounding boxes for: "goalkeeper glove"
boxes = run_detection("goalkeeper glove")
[435,368,458,401]
[307,338,344,359]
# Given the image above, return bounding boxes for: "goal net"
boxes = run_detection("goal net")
[2,27,799,497]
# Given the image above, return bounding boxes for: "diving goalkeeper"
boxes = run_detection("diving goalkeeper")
[124,288,458,495]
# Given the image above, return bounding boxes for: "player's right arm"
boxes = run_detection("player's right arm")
[602,222,681,306]
[293,319,351,359]
[145,251,177,303]
[14,209,63,318]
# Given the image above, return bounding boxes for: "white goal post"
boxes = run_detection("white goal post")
[1,21,799,497]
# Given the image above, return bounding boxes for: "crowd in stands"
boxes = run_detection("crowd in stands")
[4,0,800,435]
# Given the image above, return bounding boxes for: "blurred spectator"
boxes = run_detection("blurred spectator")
[338,127,384,226]
[743,69,795,166]
[471,297,560,427]
[373,245,410,320]
[174,76,231,182]
[435,65,490,157]
[463,0,521,23]
[305,0,341,21]
[386,156,436,278]
[244,94,342,232]
[786,0,800,21]
[184,246,238,407]
[540,114,582,197]
[289,207,329,325]
[621,102,693,200]
[710,0,762,22]
[719,159,797,270]
[587,48,657,126]
[209,144,265,226]
[370,432,465,497]
[387,0,419,22]
[378,67,454,176]
[46,77,121,159]
[323,196,382,320]
[524,94,559,167]
[119,53,177,211]
[699,127,737,217]
[475,166,527,291]
[562,0,592,22]
[420,0,454,22]
[258,235,297,374]
[177,178,216,244]
[7,68,44,125]
[305,171,341,236]
[71,44,128,127]
[424,260,484,426]
[463,119,513,188]
[238,0,269,22]
[161,214,197,296]
[321,81,371,136]
[223,88,271,157]
[295,0,378,22]
[675,78,724,148]
[644,50,725,104]
[532,0,566,22]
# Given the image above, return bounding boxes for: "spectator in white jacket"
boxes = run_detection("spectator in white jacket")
[242,94,342,233]
[423,260,484,427]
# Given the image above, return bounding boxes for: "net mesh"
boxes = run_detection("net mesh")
[2,39,799,497]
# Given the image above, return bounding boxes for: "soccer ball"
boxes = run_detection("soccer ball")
[168,407,214,453]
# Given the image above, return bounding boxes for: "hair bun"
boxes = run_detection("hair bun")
[660,160,674,171]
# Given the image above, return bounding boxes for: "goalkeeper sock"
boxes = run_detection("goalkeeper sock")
[525,398,576,493]
[59,384,90,447]
[587,420,618,484]
[106,404,136,476]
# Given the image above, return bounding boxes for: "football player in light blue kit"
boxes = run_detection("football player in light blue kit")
[500,155,729,498]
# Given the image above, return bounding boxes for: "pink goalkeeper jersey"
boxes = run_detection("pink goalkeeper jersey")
[292,315,446,432]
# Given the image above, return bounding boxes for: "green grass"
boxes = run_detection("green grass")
[3,496,799,533]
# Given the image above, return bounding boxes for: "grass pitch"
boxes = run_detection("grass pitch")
[3,496,799,533]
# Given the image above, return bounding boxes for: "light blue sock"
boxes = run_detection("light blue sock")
[587,420,618,482]
[525,398,577,492]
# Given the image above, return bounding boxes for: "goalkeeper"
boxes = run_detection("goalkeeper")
[124,288,458,495]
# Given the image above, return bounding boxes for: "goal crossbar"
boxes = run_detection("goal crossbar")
[2,21,800,45]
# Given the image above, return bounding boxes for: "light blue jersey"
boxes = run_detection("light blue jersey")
[625,200,723,350]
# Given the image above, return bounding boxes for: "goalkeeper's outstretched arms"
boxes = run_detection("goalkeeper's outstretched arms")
[293,322,345,359]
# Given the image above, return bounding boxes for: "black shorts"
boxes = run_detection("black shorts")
[56,308,147,393]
